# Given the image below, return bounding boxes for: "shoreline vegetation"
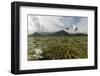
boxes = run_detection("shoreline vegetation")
[29,30,88,37]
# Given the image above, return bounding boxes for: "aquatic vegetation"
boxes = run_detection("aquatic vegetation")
[28,36,88,61]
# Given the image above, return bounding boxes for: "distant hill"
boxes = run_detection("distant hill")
[29,32,42,37]
[50,30,69,36]
[28,30,87,37]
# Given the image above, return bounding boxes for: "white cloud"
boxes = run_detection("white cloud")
[77,18,88,33]
[28,15,88,35]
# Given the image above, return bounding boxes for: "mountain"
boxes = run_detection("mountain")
[28,30,87,37]
[29,32,42,37]
[50,30,69,36]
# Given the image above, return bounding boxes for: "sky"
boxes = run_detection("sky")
[28,15,88,35]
